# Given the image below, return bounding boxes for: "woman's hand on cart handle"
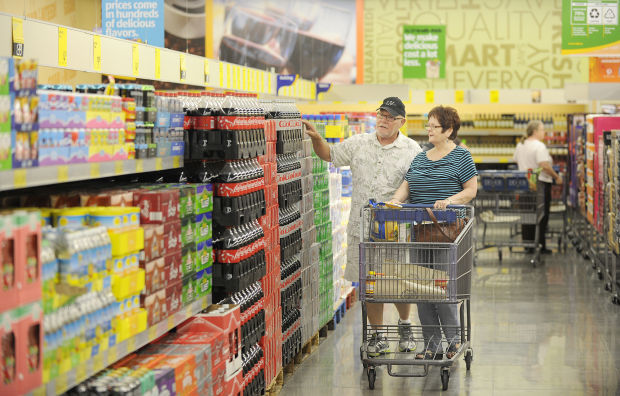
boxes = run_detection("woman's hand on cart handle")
[433,198,451,210]
[555,175,563,185]
[385,199,403,208]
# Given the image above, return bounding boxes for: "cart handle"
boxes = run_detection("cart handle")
[368,199,467,209]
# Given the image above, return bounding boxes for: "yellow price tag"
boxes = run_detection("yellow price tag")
[180,53,186,81]
[132,44,139,76]
[425,90,434,103]
[259,73,264,93]
[126,337,136,354]
[155,157,163,170]
[55,374,68,394]
[243,68,249,90]
[58,165,69,182]
[472,156,481,163]
[58,27,68,66]
[93,35,101,71]
[227,63,232,88]
[148,326,158,341]
[93,353,103,372]
[173,156,181,168]
[114,160,123,175]
[90,162,100,178]
[13,169,26,188]
[204,59,210,85]
[268,76,272,93]
[136,159,144,173]
[108,345,117,363]
[33,385,46,396]
[455,90,465,103]
[76,360,87,380]
[167,315,175,330]
[186,304,193,317]
[236,66,242,89]
[12,17,24,58]
[490,90,499,103]
[155,48,161,79]
[219,62,224,87]
[202,297,208,310]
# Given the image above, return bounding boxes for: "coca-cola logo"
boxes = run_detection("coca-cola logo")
[217,178,264,197]
[170,265,178,280]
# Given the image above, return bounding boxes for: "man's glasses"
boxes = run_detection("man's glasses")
[424,124,443,130]
[376,112,404,122]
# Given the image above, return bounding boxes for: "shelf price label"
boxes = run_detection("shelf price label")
[136,159,144,173]
[425,90,434,103]
[219,62,224,87]
[227,63,232,88]
[204,59,210,84]
[58,27,68,66]
[490,90,499,103]
[90,163,100,178]
[132,44,139,76]
[455,90,464,103]
[13,169,26,188]
[180,53,186,81]
[55,375,68,395]
[155,157,163,170]
[173,156,181,168]
[155,48,161,79]
[75,363,86,382]
[93,35,101,71]
[167,315,175,330]
[58,165,69,182]
[126,337,136,354]
[115,160,123,175]
[148,326,157,340]
[12,17,24,58]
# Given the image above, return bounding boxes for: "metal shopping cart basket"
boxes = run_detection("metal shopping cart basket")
[475,170,544,266]
[358,203,474,391]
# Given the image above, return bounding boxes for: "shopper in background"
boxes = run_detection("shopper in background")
[390,105,478,360]
[513,120,562,254]
[302,97,422,356]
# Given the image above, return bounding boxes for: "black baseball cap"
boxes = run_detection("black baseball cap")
[377,97,406,118]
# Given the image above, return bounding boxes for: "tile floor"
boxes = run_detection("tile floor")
[281,249,620,395]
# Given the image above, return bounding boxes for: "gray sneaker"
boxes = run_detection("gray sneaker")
[367,332,390,357]
[398,320,416,352]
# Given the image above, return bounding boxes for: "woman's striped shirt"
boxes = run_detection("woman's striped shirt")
[405,146,478,204]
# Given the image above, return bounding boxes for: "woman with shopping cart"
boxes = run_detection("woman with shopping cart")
[390,105,478,361]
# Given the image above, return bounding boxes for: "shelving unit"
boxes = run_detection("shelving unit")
[0,12,315,99]
[408,129,525,137]
[0,156,183,192]
[29,296,210,396]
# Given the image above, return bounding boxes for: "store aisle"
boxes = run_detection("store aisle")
[281,249,620,395]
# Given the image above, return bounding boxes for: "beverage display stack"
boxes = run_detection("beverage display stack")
[184,92,269,396]
[272,100,304,368]
[299,135,320,345]
[312,144,334,329]
[258,99,283,387]
[329,168,353,303]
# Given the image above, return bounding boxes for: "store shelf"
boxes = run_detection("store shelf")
[0,156,183,192]
[0,12,314,99]
[471,156,515,164]
[30,296,210,396]
[409,129,525,137]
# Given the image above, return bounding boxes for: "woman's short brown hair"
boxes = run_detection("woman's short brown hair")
[428,106,461,140]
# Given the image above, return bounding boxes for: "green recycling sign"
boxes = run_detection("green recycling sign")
[562,0,620,55]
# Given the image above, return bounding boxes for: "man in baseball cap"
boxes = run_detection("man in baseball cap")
[302,97,422,356]
[377,96,406,118]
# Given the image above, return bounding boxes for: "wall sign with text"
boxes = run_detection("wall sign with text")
[402,25,445,79]
[562,0,620,56]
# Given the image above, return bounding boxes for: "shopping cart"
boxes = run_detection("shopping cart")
[358,203,474,391]
[475,170,544,266]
